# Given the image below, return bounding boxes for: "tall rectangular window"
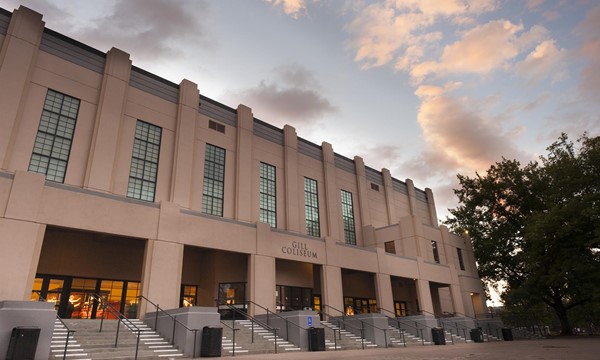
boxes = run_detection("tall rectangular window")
[341,190,356,245]
[28,89,80,183]
[432,240,440,263]
[304,177,320,237]
[202,144,225,216]
[127,120,162,202]
[259,162,276,227]
[457,248,465,270]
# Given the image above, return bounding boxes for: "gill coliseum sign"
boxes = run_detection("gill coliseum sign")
[281,240,318,259]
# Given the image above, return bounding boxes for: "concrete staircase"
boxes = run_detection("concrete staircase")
[320,320,378,350]
[385,325,431,346]
[219,319,301,356]
[48,319,185,359]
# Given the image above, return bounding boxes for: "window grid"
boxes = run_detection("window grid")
[432,241,440,263]
[341,190,356,245]
[202,144,226,216]
[260,162,277,227]
[127,120,162,202]
[304,177,320,237]
[28,89,80,182]
[457,248,465,270]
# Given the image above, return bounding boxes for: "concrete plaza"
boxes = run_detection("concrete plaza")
[237,337,600,360]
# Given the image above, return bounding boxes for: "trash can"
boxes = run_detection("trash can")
[501,327,513,341]
[200,326,223,357]
[431,327,446,345]
[6,327,40,360]
[470,328,484,343]
[308,327,326,351]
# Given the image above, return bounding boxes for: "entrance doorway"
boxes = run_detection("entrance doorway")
[31,274,140,319]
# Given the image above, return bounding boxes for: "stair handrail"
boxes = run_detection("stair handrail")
[37,295,75,359]
[220,320,239,357]
[379,307,446,345]
[377,307,429,346]
[316,309,366,350]
[137,295,202,357]
[243,300,311,342]
[217,301,280,354]
[89,293,142,359]
[377,307,407,347]
[451,310,503,341]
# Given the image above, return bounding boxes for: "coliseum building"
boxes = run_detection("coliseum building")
[0,6,486,326]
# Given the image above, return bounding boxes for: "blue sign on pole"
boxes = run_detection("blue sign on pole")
[307,316,313,327]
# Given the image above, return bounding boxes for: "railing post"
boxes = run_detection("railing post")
[115,314,121,347]
[384,328,388,348]
[333,329,338,350]
[285,320,289,341]
[154,303,159,331]
[420,328,424,346]
[401,328,406,347]
[274,328,278,354]
[135,329,141,359]
[360,326,365,350]
[99,301,106,332]
[251,320,254,343]
[62,330,72,360]
[171,316,176,345]
[232,328,237,357]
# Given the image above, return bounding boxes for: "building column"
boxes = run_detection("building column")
[140,239,184,314]
[354,156,372,228]
[415,279,435,316]
[247,253,276,316]
[321,142,340,241]
[0,6,44,169]
[375,272,394,314]
[382,168,397,226]
[449,283,466,315]
[235,105,254,223]
[83,48,132,192]
[169,80,199,208]
[1,171,47,300]
[283,125,300,232]
[425,188,438,226]
[321,265,343,316]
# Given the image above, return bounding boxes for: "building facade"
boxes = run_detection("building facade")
[0,6,486,321]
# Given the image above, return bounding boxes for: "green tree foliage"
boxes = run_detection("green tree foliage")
[445,134,600,335]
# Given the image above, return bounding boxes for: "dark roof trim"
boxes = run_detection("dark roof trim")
[43,28,106,59]
[199,94,237,114]
[131,65,178,90]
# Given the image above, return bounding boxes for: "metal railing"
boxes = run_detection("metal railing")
[320,305,389,349]
[378,307,430,346]
[217,302,280,354]
[38,295,75,360]
[137,295,202,358]
[244,300,308,341]
[89,293,142,359]
[220,320,239,356]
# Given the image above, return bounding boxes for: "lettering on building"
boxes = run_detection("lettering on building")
[281,241,317,259]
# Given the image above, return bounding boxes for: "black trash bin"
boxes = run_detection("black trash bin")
[6,327,40,360]
[200,326,223,357]
[308,327,326,351]
[470,328,484,343]
[431,327,446,345]
[501,328,513,341]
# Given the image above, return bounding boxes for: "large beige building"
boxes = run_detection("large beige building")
[0,6,486,322]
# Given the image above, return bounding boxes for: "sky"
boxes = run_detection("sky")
[2,0,600,223]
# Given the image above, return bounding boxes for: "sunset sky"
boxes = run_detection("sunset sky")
[3,0,599,221]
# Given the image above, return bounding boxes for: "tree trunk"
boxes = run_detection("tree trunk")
[552,303,574,335]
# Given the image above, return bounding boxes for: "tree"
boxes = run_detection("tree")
[445,134,600,335]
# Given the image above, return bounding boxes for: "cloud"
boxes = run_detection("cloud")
[74,0,212,61]
[575,3,600,103]
[527,0,545,10]
[409,21,550,82]
[414,93,524,173]
[514,40,567,83]
[227,64,336,126]
[265,0,307,18]
[345,0,499,70]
